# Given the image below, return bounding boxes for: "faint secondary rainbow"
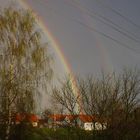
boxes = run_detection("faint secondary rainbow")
[65,0,114,74]
[19,0,82,111]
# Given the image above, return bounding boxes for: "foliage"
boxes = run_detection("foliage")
[22,127,93,140]
[0,6,53,140]
[24,126,140,140]
[52,69,140,140]
[52,76,80,115]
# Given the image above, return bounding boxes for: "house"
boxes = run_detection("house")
[48,114,66,128]
[77,114,107,131]
[14,113,39,127]
[39,114,78,128]
[15,113,26,124]
[77,114,94,130]
[27,114,39,127]
[38,118,48,128]
[29,113,107,131]
[84,122,94,131]
[65,114,78,126]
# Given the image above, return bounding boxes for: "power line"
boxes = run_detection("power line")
[76,20,140,54]
[68,0,140,42]
[41,0,140,45]
[35,0,140,54]
[95,0,140,30]
[42,0,140,42]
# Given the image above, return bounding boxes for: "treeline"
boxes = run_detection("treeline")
[51,68,140,140]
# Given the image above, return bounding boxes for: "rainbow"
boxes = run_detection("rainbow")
[66,0,113,74]
[19,0,81,111]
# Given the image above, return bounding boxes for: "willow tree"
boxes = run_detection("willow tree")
[0,7,52,139]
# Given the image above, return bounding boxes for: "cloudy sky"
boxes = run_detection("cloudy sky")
[1,0,140,77]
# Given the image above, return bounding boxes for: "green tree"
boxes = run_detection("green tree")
[0,7,53,140]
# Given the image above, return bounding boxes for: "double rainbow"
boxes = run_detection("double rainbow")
[19,0,81,111]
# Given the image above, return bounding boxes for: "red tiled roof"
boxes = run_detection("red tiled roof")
[15,113,38,122]
[78,114,98,122]
[65,115,78,122]
[48,114,101,123]
[27,114,38,122]
[15,113,26,122]
[14,113,106,124]
[49,114,66,121]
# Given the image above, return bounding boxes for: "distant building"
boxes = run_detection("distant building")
[14,113,39,127]
[77,114,107,130]
[2,112,107,130]
[48,114,66,128]
[65,114,78,126]
[40,114,107,131]
[27,114,38,127]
